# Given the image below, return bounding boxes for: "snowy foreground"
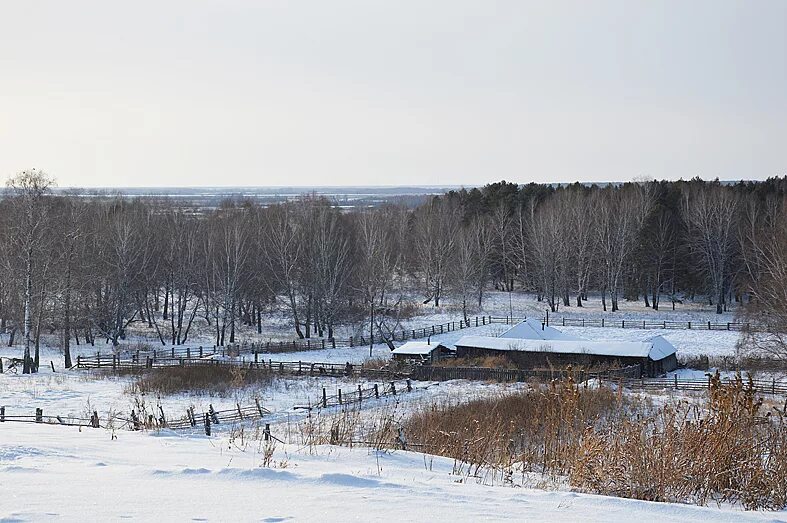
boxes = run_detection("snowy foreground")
[1,423,782,523]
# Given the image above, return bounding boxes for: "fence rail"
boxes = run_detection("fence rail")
[299,379,415,410]
[487,315,767,332]
[76,315,496,365]
[622,376,787,396]
[73,354,409,380]
[551,317,763,332]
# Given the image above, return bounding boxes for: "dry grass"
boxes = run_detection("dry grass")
[301,373,787,510]
[124,365,273,397]
[571,373,787,509]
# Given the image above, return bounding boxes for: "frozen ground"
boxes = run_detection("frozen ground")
[1,422,783,522]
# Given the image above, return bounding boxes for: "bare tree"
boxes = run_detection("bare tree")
[5,169,56,372]
[681,184,739,314]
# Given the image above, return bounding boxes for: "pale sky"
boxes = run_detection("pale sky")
[1,1,785,187]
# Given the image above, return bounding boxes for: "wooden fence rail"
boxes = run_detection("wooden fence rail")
[73,355,410,381]
[299,379,414,411]
[487,316,765,332]
[76,315,495,365]
[622,376,787,396]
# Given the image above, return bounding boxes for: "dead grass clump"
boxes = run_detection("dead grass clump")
[570,372,787,510]
[402,378,629,482]
[125,365,272,396]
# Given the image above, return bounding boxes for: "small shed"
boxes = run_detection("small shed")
[391,342,454,364]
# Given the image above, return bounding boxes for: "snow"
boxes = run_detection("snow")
[454,335,673,360]
[558,326,740,358]
[499,318,584,341]
[391,342,447,356]
[0,422,780,522]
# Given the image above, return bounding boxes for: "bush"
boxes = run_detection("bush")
[125,365,272,396]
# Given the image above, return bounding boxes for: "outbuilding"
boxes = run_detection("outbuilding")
[453,333,677,377]
[391,342,454,364]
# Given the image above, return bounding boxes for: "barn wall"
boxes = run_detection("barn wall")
[455,346,645,372]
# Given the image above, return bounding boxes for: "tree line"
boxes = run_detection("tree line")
[2,170,787,372]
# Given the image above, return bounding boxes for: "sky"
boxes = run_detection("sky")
[0,1,785,188]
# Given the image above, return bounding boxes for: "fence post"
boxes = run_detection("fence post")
[338,389,342,405]
[406,379,412,392]
[349,336,353,347]
[688,321,691,329]
[323,388,327,408]
[264,423,271,442]
[255,398,264,416]
[36,408,43,423]
[390,382,397,395]
[358,384,363,404]
[773,379,776,395]
[0,406,4,422]
[204,413,211,436]
[187,347,191,359]
[91,410,99,428]
[708,321,711,330]
[374,384,379,398]
[77,355,81,368]
[674,374,678,389]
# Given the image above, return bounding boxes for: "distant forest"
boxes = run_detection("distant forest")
[2,171,787,372]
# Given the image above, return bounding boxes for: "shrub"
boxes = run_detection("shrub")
[125,365,272,396]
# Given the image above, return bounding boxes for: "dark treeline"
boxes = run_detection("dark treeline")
[2,170,787,372]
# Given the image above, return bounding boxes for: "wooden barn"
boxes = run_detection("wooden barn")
[391,342,454,364]
[453,334,677,377]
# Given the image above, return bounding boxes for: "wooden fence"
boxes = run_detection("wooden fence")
[298,380,414,410]
[78,315,495,365]
[551,316,762,332]
[622,375,787,396]
[73,354,409,381]
[0,405,100,428]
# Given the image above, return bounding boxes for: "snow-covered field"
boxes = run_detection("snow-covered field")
[2,421,782,522]
[1,292,780,520]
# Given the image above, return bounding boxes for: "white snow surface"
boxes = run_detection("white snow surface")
[1,422,782,522]
[454,335,676,361]
[391,341,447,356]
[499,318,584,341]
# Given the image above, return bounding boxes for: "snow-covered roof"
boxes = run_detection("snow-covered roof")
[455,335,676,361]
[499,318,584,341]
[391,342,448,356]
[647,335,677,360]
